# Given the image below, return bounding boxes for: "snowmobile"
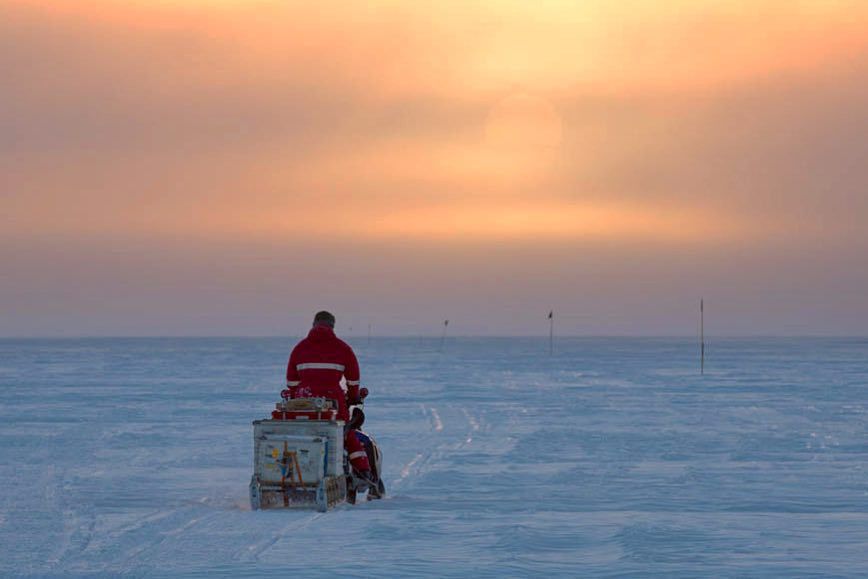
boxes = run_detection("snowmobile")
[249,389,385,511]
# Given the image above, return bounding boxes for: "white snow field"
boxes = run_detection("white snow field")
[2,337,868,577]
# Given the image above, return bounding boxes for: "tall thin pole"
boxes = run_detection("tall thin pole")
[439,320,449,352]
[700,299,705,375]
[548,310,554,356]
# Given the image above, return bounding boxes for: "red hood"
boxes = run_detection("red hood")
[307,324,336,342]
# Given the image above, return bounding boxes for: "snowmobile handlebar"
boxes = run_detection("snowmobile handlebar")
[347,388,369,407]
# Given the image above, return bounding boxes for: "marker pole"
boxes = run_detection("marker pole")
[701,299,705,375]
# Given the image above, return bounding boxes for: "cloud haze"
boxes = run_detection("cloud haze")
[2,0,867,336]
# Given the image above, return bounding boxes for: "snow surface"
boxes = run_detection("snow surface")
[2,337,868,577]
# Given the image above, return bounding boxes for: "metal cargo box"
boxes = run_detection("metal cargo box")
[249,418,347,511]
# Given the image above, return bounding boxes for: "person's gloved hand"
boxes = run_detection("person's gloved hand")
[280,389,292,399]
[348,387,367,405]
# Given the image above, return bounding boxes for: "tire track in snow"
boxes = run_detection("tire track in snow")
[394,453,424,486]
[242,512,326,562]
[111,507,223,574]
[429,407,444,432]
[44,468,96,570]
[163,512,209,537]
[52,509,96,570]
[391,404,484,490]
[463,408,480,432]
[107,508,177,535]
[461,408,480,446]
[420,404,443,432]
[390,404,447,490]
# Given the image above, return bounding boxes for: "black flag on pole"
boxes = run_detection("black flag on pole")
[548,310,554,355]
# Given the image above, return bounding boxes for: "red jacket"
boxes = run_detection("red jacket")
[286,324,360,422]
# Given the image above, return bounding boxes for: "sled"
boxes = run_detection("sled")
[250,398,346,512]
[249,397,385,511]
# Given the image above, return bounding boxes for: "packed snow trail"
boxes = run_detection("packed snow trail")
[2,337,868,576]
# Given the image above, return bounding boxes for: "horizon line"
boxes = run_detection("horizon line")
[1,334,866,340]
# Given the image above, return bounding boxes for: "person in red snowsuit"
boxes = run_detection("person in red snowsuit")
[285,311,371,475]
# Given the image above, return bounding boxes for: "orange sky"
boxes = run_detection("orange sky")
[2,0,868,335]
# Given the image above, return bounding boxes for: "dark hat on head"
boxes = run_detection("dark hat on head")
[313,310,336,328]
